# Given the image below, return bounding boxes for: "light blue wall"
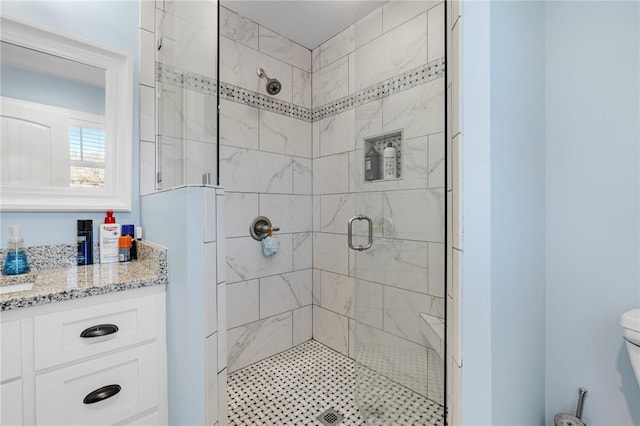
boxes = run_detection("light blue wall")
[1,65,105,115]
[141,188,206,426]
[490,2,546,424]
[459,1,494,424]
[545,2,640,425]
[0,1,140,246]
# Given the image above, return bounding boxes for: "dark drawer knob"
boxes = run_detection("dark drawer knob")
[83,384,121,404]
[80,324,119,338]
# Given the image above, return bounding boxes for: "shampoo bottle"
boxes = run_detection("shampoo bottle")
[3,225,30,275]
[364,145,382,181]
[99,211,121,264]
[383,142,397,179]
[77,220,94,266]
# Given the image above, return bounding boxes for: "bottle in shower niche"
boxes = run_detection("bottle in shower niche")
[383,142,397,179]
[77,220,93,266]
[99,211,121,264]
[3,225,30,275]
[364,145,382,181]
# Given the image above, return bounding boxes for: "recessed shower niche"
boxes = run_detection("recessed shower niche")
[364,131,403,182]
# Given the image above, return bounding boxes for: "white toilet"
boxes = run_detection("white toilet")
[620,308,640,386]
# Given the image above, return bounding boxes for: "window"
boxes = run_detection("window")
[69,125,105,188]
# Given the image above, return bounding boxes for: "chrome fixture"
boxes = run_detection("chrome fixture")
[347,214,373,251]
[256,67,282,95]
[250,216,280,241]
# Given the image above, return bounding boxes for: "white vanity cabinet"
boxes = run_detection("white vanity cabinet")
[0,286,167,426]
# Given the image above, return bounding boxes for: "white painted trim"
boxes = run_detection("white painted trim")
[0,15,133,211]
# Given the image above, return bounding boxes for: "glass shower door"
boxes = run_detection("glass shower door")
[350,2,446,424]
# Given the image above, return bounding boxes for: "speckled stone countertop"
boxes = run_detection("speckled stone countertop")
[0,241,167,311]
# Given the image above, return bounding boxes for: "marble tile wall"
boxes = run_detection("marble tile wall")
[446,0,463,424]
[219,6,314,372]
[310,0,446,406]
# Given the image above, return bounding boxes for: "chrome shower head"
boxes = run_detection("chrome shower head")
[256,67,282,95]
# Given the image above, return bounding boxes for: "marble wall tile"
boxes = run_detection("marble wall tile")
[354,13,427,91]
[166,0,217,30]
[427,348,445,405]
[159,136,184,189]
[293,305,312,345]
[217,282,227,368]
[224,192,258,238]
[311,46,320,73]
[354,192,384,238]
[382,0,438,33]
[313,153,349,194]
[427,3,445,63]
[140,29,155,87]
[382,78,444,139]
[355,100,383,145]
[226,234,293,283]
[217,369,228,426]
[220,6,259,50]
[139,0,154,32]
[313,232,349,276]
[319,109,355,156]
[312,56,349,107]
[348,53,356,94]
[183,90,218,144]
[205,333,218,425]
[260,110,312,158]
[260,270,312,318]
[216,191,227,284]
[428,133,445,188]
[292,68,312,108]
[312,121,320,158]
[139,141,156,196]
[355,7,382,49]
[227,312,293,372]
[259,194,312,233]
[319,25,354,69]
[293,157,312,195]
[174,14,217,78]
[227,280,259,329]
[184,140,217,185]
[383,286,430,346]
[428,243,445,298]
[219,100,259,150]
[205,242,217,337]
[259,26,311,72]
[312,196,321,232]
[219,146,293,194]
[312,269,322,305]
[220,36,293,102]
[320,194,354,234]
[159,85,182,140]
[353,237,429,294]
[319,271,355,318]
[293,232,313,270]
[382,189,444,242]
[139,85,155,142]
[355,279,383,328]
[313,306,349,355]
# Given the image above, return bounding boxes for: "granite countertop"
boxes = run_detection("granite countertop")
[0,241,167,311]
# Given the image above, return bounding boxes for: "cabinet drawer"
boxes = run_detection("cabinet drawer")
[1,380,23,425]
[34,295,158,370]
[35,344,158,426]
[1,320,21,381]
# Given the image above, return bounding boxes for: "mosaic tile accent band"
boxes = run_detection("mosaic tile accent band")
[156,57,445,123]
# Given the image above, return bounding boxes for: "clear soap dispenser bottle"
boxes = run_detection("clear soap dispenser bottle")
[3,225,30,275]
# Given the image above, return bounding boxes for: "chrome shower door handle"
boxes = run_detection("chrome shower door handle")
[348,214,373,251]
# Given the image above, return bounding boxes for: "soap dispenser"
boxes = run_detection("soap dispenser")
[3,225,30,275]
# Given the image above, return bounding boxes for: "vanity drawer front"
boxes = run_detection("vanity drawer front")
[1,380,23,425]
[1,320,22,381]
[35,343,158,426]
[34,295,158,370]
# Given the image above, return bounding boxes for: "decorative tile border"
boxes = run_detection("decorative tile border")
[156,57,445,123]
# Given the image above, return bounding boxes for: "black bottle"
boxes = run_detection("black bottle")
[77,220,93,265]
[365,145,382,181]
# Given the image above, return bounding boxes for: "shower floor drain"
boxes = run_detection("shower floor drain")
[317,408,345,425]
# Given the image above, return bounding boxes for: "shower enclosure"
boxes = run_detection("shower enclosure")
[150,0,446,423]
